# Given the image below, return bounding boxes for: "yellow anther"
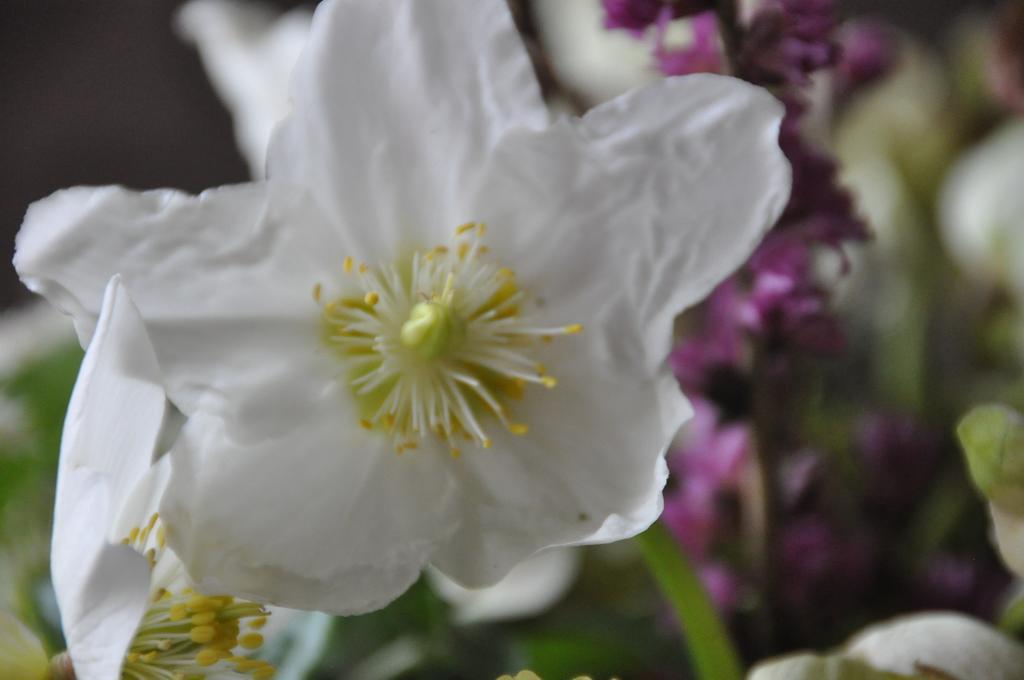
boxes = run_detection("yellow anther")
[359,419,373,430]
[541,335,553,343]
[157,639,172,650]
[509,423,529,436]
[147,513,159,530]
[312,283,322,302]
[384,413,396,428]
[498,267,515,279]
[192,611,216,626]
[190,625,217,644]
[477,223,487,236]
[169,604,188,621]
[402,441,418,450]
[196,648,221,667]
[142,651,158,662]
[456,222,476,235]
[253,667,276,680]
[479,245,490,254]
[343,256,354,273]
[129,527,140,543]
[157,526,166,548]
[239,633,264,650]
[188,595,223,612]
[249,616,267,630]
[482,438,493,449]
[564,323,584,334]
[127,653,140,663]
[541,376,558,389]
[364,291,380,306]
[433,245,449,254]
[450,447,462,459]
[359,262,368,273]
[457,242,471,259]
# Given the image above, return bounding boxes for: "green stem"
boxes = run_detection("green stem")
[636,521,744,680]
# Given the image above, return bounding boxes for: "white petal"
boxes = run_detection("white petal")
[50,278,162,680]
[52,469,152,680]
[268,0,549,260]
[56,277,167,531]
[15,183,342,418]
[471,74,790,371]
[432,347,688,586]
[428,548,580,624]
[748,653,898,680]
[160,384,459,615]
[940,121,1024,298]
[991,505,1024,578]
[0,611,49,680]
[177,0,311,177]
[845,612,1024,679]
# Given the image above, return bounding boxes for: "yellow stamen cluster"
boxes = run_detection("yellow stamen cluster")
[119,514,275,680]
[316,223,582,457]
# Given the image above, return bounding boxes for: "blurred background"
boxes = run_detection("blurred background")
[0,0,1002,309]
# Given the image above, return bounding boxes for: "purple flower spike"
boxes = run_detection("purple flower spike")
[835,20,897,96]
[656,10,724,76]
[856,414,941,509]
[738,0,840,87]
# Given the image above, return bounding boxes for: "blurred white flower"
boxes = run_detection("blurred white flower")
[0,611,49,680]
[750,612,1024,680]
[16,0,789,615]
[50,277,275,680]
[427,548,580,624]
[941,120,1024,300]
[0,301,74,379]
[534,0,658,107]
[177,0,311,176]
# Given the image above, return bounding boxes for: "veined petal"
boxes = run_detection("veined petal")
[57,277,166,526]
[268,0,549,259]
[432,341,689,586]
[471,74,790,371]
[160,384,459,615]
[50,278,161,680]
[177,0,312,176]
[844,613,1024,680]
[15,183,342,419]
[52,469,152,680]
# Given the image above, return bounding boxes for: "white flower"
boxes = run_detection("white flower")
[0,301,75,378]
[0,611,49,680]
[941,120,1024,300]
[176,0,311,177]
[50,277,275,680]
[534,0,658,106]
[427,548,580,624]
[15,0,790,615]
[749,613,1024,680]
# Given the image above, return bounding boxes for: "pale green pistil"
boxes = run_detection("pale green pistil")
[400,301,459,359]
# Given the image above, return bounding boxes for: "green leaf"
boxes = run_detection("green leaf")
[634,521,743,680]
[957,404,1024,512]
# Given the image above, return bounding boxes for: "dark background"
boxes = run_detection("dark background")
[0,0,999,309]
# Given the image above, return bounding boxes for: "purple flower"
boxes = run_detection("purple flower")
[656,10,724,76]
[835,20,897,96]
[738,0,839,87]
[663,399,751,559]
[916,555,1012,620]
[778,517,875,612]
[700,562,744,615]
[603,0,714,34]
[856,414,940,509]
[670,280,746,393]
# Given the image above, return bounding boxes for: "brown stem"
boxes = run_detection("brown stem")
[48,652,75,680]
[714,0,745,75]
[745,342,782,653]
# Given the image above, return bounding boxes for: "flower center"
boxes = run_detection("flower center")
[119,514,275,680]
[316,223,582,457]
